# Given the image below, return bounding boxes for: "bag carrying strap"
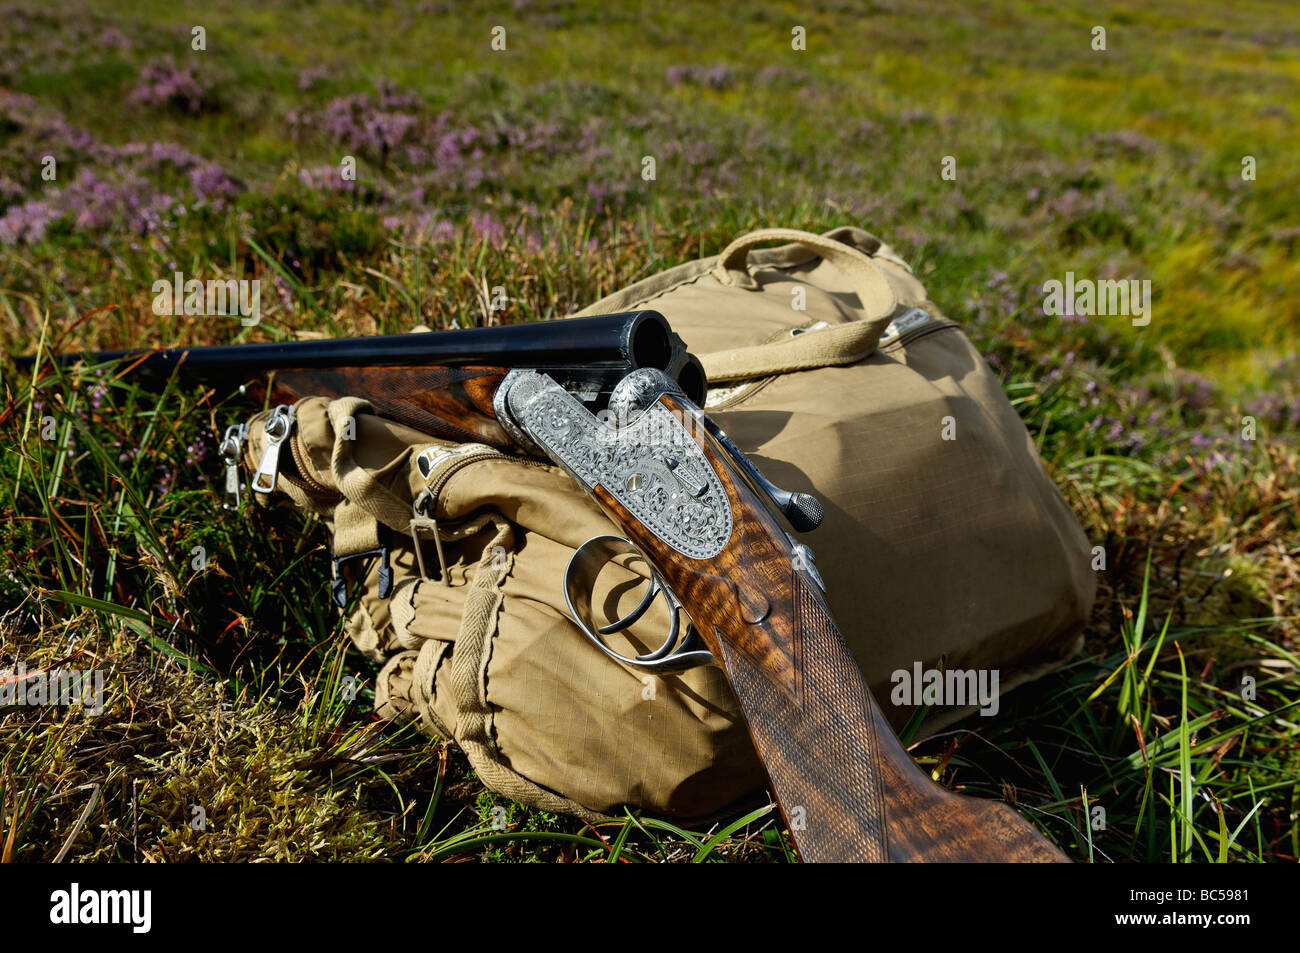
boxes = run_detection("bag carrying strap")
[703,228,900,383]
[440,516,605,821]
[328,398,415,544]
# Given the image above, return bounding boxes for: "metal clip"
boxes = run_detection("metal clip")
[409,489,450,586]
[218,423,249,509]
[331,539,393,609]
[251,404,296,495]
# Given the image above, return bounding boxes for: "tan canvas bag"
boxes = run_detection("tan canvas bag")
[236,224,1094,821]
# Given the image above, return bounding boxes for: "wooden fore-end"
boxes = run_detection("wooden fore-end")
[592,393,1069,863]
[256,365,514,448]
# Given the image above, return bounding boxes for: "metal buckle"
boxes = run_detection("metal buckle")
[331,536,393,608]
[409,489,450,586]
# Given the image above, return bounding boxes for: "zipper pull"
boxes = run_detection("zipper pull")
[251,404,296,495]
[409,488,450,586]
[218,423,250,509]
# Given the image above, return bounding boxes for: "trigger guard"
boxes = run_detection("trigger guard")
[564,535,714,674]
[596,566,657,636]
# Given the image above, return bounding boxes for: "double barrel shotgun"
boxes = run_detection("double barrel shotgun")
[22,310,1067,862]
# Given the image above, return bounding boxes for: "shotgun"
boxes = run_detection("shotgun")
[19,311,1066,862]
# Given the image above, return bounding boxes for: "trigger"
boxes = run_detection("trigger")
[563,534,714,674]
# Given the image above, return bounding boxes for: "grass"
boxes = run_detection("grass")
[0,0,1297,862]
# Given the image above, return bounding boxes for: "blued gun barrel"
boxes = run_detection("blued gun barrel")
[19,310,705,405]
[15,310,707,446]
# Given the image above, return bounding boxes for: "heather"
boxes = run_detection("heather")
[0,0,1296,862]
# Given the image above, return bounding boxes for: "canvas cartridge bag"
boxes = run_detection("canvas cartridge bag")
[230,225,1095,821]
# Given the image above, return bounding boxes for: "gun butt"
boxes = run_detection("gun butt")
[581,387,1067,862]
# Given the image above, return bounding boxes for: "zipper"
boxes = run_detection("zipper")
[246,403,338,502]
[414,442,550,516]
[218,423,249,509]
[286,425,338,500]
[251,404,296,494]
[880,319,958,352]
[415,442,501,482]
[705,374,776,411]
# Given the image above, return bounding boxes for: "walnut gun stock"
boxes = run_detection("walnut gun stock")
[499,366,1068,863]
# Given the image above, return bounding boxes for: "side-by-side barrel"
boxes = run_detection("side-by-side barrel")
[17,310,708,408]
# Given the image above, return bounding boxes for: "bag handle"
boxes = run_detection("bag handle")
[714,227,895,312]
[703,228,899,382]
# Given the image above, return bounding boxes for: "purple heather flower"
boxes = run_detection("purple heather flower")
[96,27,131,50]
[468,210,505,245]
[755,65,809,86]
[297,66,330,91]
[130,60,207,114]
[320,91,419,157]
[421,218,456,242]
[704,66,734,89]
[0,176,27,205]
[272,273,295,310]
[1173,369,1217,410]
[189,162,242,202]
[298,164,358,192]
[118,141,201,170]
[1092,130,1160,156]
[0,199,57,245]
[375,80,420,111]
